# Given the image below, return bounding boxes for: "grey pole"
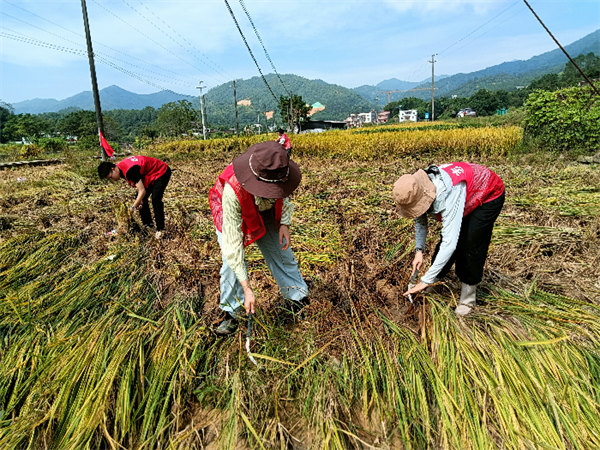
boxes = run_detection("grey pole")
[196,81,207,140]
[80,0,107,160]
[233,80,239,137]
[429,54,437,121]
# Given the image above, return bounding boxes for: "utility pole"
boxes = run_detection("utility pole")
[289,92,293,133]
[196,81,207,140]
[80,0,106,161]
[429,54,437,121]
[233,80,239,137]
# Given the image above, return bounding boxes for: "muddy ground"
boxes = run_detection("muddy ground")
[1,151,599,349]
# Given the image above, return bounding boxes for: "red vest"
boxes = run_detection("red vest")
[439,162,504,217]
[117,156,168,188]
[280,133,291,150]
[209,164,283,247]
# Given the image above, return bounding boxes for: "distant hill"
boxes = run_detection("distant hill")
[353,77,450,105]
[368,29,599,102]
[12,85,194,114]
[204,74,375,126]
[10,29,599,120]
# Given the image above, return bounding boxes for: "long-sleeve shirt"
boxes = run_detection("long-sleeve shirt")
[414,170,467,284]
[221,183,294,282]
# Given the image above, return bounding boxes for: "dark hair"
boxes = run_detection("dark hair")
[277,128,284,134]
[98,161,116,178]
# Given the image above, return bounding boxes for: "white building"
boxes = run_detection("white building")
[399,109,418,122]
[344,110,377,128]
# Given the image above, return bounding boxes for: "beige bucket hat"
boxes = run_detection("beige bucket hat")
[392,169,437,218]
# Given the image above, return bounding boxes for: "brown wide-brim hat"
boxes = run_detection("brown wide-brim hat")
[392,169,436,218]
[232,141,301,198]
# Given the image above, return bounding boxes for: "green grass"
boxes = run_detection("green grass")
[1,135,599,448]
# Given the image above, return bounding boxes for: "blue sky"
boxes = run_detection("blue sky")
[0,0,598,104]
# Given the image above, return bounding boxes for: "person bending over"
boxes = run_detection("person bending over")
[209,141,308,335]
[393,162,505,316]
[98,155,171,239]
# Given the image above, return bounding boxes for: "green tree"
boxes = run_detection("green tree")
[469,89,501,116]
[278,94,310,132]
[58,110,97,137]
[529,73,562,92]
[0,103,14,143]
[562,52,600,87]
[156,100,199,137]
[3,114,50,141]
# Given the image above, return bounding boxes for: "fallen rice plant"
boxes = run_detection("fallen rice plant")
[1,132,599,448]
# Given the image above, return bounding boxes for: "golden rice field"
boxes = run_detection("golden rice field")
[1,123,599,449]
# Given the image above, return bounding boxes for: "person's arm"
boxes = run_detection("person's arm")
[404,182,466,296]
[125,166,145,209]
[411,213,428,273]
[279,197,294,250]
[132,180,146,209]
[221,184,247,282]
[221,185,256,313]
[421,182,466,284]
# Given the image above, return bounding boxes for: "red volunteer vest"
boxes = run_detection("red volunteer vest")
[281,134,291,150]
[439,162,504,218]
[117,156,168,188]
[209,164,283,247]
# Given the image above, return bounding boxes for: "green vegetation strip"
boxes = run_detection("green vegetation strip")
[351,122,487,134]
[1,232,599,448]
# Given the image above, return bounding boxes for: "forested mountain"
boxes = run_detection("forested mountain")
[358,29,599,101]
[204,74,375,126]
[12,86,195,115]
[10,29,598,122]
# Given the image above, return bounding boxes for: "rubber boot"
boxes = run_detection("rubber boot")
[455,283,477,316]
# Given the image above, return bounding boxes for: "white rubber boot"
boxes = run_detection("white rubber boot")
[455,283,477,316]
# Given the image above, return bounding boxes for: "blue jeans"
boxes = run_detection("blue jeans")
[216,220,309,316]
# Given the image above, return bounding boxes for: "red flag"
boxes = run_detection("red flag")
[99,130,114,157]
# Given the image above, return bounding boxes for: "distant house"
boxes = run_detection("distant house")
[358,110,377,124]
[377,111,390,123]
[345,110,377,128]
[237,99,252,106]
[399,109,418,122]
[303,119,346,131]
[344,114,361,128]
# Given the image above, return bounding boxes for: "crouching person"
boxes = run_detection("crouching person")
[209,141,309,335]
[98,155,171,239]
[393,162,505,316]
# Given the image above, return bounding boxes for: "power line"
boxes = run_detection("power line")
[0,30,183,96]
[0,10,191,90]
[441,7,523,59]
[89,0,223,88]
[437,1,520,56]
[2,0,193,85]
[0,30,87,57]
[116,0,228,87]
[133,0,231,82]
[237,0,289,95]
[522,0,600,96]
[223,0,279,103]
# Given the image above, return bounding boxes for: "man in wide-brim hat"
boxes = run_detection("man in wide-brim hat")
[393,162,505,316]
[209,141,309,334]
